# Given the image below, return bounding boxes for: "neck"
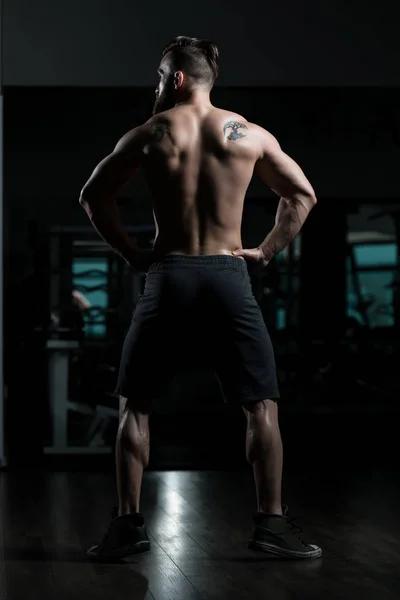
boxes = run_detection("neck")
[176,88,212,108]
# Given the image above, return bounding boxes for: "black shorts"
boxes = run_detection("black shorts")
[115,255,280,404]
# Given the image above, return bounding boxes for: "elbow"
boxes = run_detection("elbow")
[298,191,317,212]
[79,186,90,207]
[287,192,316,212]
[79,184,111,209]
[79,188,94,219]
[79,187,95,213]
[79,188,87,207]
[308,193,317,207]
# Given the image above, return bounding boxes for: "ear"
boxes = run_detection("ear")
[173,71,185,89]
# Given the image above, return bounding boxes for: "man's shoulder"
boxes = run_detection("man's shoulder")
[140,111,180,139]
[211,107,248,125]
[143,109,177,126]
[212,109,267,134]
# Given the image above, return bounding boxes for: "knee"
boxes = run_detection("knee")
[242,398,278,424]
[119,412,149,438]
[120,395,152,416]
[242,400,266,416]
[118,411,150,454]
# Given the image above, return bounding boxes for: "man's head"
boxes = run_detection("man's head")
[153,36,219,115]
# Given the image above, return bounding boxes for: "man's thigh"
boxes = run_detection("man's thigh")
[207,270,280,404]
[115,270,195,405]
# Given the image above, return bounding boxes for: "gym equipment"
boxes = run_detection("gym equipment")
[45,338,85,454]
[369,206,400,327]
[347,229,397,328]
[38,225,155,455]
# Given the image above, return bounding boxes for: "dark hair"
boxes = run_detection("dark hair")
[162,36,219,87]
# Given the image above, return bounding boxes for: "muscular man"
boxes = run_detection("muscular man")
[80,36,320,561]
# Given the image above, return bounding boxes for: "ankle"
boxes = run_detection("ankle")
[258,505,283,516]
[118,503,139,516]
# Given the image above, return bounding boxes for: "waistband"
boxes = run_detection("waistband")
[148,254,248,273]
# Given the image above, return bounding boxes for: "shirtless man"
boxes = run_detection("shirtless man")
[80,36,320,561]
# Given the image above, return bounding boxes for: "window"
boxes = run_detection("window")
[347,242,397,328]
[72,258,108,337]
[353,244,397,268]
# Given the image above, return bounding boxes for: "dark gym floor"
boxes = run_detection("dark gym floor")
[1,466,400,600]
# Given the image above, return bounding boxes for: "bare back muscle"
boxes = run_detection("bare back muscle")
[140,106,260,255]
[80,103,316,265]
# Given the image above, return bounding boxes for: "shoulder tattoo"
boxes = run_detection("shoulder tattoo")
[152,122,170,142]
[223,121,248,141]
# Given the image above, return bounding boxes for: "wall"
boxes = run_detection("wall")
[4,0,400,87]
[0,0,4,463]
[0,95,4,466]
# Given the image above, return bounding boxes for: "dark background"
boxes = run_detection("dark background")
[4,0,400,86]
[2,0,400,471]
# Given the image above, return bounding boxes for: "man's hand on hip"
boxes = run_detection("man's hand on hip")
[232,247,269,274]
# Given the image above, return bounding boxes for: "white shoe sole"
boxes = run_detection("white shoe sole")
[249,539,322,560]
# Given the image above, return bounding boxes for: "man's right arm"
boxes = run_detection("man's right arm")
[254,128,317,262]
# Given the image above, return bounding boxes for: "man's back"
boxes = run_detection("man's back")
[140,105,262,256]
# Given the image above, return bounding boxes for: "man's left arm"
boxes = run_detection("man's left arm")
[79,125,147,267]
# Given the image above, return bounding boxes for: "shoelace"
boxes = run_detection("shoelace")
[286,516,309,547]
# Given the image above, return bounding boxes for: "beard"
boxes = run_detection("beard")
[153,80,176,115]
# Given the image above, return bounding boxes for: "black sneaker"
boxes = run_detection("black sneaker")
[248,505,322,559]
[87,509,151,560]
